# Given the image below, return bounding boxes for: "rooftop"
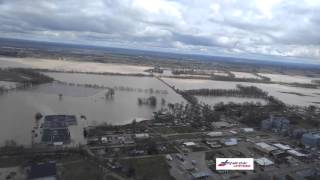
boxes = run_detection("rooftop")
[191,171,210,178]
[43,115,77,128]
[287,149,308,157]
[183,142,196,146]
[28,162,57,179]
[255,142,278,152]
[273,143,291,151]
[255,157,274,166]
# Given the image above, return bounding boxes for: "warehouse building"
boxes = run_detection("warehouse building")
[255,142,278,154]
[261,115,290,132]
[301,132,320,149]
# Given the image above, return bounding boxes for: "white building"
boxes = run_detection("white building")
[255,142,278,154]
[241,128,254,133]
[135,133,150,139]
[222,138,238,146]
[255,157,274,166]
[183,142,196,146]
[207,131,223,137]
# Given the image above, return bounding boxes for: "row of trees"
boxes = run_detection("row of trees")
[183,85,269,99]
[180,85,285,106]
[137,96,161,106]
[57,81,169,94]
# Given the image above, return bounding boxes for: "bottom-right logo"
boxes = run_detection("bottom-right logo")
[216,158,254,170]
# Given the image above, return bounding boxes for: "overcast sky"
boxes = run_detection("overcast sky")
[0,0,319,63]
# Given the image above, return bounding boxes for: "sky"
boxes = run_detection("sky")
[0,0,319,64]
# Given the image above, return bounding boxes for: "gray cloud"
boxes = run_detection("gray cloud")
[0,0,319,63]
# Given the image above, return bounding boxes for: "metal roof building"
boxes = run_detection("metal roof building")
[273,143,291,151]
[207,131,223,137]
[255,142,278,154]
[28,162,57,180]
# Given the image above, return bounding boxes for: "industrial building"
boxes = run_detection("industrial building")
[261,115,290,132]
[301,132,320,149]
[28,162,57,180]
[255,142,278,154]
[41,115,77,145]
[41,128,70,145]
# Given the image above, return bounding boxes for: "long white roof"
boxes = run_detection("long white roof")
[255,157,274,166]
[255,142,278,152]
[273,143,291,151]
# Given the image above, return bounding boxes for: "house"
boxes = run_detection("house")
[28,162,57,180]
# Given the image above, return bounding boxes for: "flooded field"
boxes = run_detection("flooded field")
[0,73,185,146]
[162,77,320,106]
[258,73,320,84]
[232,71,261,79]
[0,56,151,74]
[1,57,319,146]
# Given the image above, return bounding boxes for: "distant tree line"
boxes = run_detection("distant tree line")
[56,81,169,94]
[38,68,152,77]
